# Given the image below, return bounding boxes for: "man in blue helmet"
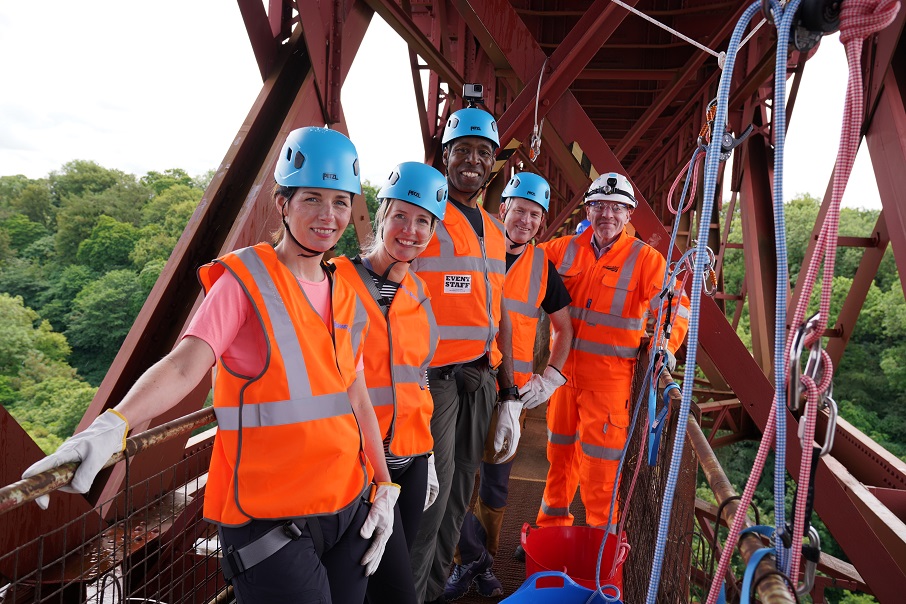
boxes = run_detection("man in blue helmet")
[444,172,573,600]
[409,106,516,604]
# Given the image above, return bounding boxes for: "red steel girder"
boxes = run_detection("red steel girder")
[736,106,778,377]
[237,0,280,80]
[496,0,637,149]
[364,0,465,92]
[825,211,889,368]
[73,2,375,510]
[613,2,754,161]
[867,63,906,300]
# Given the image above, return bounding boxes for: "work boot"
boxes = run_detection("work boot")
[475,498,506,558]
[474,565,504,597]
[443,551,493,601]
[512,543,525,562]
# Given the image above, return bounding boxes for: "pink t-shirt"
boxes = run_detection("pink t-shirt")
[185,269,362,376]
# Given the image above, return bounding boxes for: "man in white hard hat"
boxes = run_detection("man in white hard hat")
[535,172,690,530]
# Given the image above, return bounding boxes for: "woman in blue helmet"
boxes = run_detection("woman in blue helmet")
[23,127,396,603]
[331,162,447,603]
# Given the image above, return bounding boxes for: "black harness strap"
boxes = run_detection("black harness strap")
[221,518,324,582]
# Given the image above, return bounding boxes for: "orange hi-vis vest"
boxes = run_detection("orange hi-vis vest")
[504,244,548,387]
[541,228,690,391]
[411,202,507,368]
[332,256,438,457]
[198,243,371,526]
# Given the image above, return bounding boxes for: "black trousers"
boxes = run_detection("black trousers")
[219,499,370,604]
[365,455,428,604]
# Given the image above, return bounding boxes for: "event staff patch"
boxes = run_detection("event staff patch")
[444,274,472,294]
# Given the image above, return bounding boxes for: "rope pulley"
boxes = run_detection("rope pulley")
[792,0,842,51]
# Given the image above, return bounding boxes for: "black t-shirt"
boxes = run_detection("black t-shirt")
[506,252,572,315]
[450,199,484,237]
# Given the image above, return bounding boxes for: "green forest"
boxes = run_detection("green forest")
[0,161,901,601]
[0,161,379,452]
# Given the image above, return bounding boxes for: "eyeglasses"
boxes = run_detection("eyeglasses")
[585,201,630,215]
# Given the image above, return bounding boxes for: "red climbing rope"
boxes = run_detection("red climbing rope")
[705,2,900,601]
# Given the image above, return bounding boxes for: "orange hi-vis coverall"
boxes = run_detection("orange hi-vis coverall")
[536,228,689,528]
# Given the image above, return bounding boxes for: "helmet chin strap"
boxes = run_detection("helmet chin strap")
[505,229,527,250]
[466,174,494,204]
[283,204,336,258]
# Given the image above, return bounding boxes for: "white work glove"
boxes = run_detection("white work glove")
[518,366,568,410]
[493,399,523,463]
[360,482,400,575]
[665,350,677,373]
[21,410,129,510]
[424,454,439,511]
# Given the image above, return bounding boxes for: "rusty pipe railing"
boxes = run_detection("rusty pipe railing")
[687,415,796,603]
[0,407,216,514]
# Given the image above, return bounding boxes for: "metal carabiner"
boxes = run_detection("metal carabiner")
[817,395,837,457]
[796,526,821,595]
[788,313,820,411]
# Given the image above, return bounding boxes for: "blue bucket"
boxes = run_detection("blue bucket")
[501,571,623,604]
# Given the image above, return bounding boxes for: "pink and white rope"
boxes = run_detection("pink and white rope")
[705,2,900,601]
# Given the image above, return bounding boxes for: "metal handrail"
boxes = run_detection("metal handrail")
[0,407,215,514]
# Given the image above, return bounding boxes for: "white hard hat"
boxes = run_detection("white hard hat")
[584,172,636,209]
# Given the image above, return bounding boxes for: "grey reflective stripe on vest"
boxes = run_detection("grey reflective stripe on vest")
[435,220,455,257]
[571,337,639,359]
[414,255,506,275]
[504,297,542,318]
[349,294,367,353]
[547,428,579,445]
[418,278,439,364]
[368,386,394,407]
[611,239,644,316]
[392,363,425,384]
[541,500,570,518]
[367,363,423,407]
[513,359,534,374]
[414,215,507,277]
[558,234,581,275]
[213,248,352,431]
[215,395,353,430]
[568,306,644,331]
[437,325,494,341]
[504,247,545,319]
[580,441,623,460]
[235,248,312,400]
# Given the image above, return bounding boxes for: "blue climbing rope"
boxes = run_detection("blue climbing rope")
[644,3,765,602]
[768,0,805,573]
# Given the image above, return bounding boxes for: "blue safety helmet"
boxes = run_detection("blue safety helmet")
[502,172,551,212]
[576,219,591,234]
[442,107,500,149]
[274,127,362,195]
[378,162,448,221]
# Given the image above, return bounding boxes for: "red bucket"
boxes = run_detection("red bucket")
[521,523,629,592]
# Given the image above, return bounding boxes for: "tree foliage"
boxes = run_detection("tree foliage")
[334,182,380,258]
[711,192,903,603]
[76,216,139,272]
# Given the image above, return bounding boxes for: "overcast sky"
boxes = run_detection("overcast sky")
[0,1,881,209]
